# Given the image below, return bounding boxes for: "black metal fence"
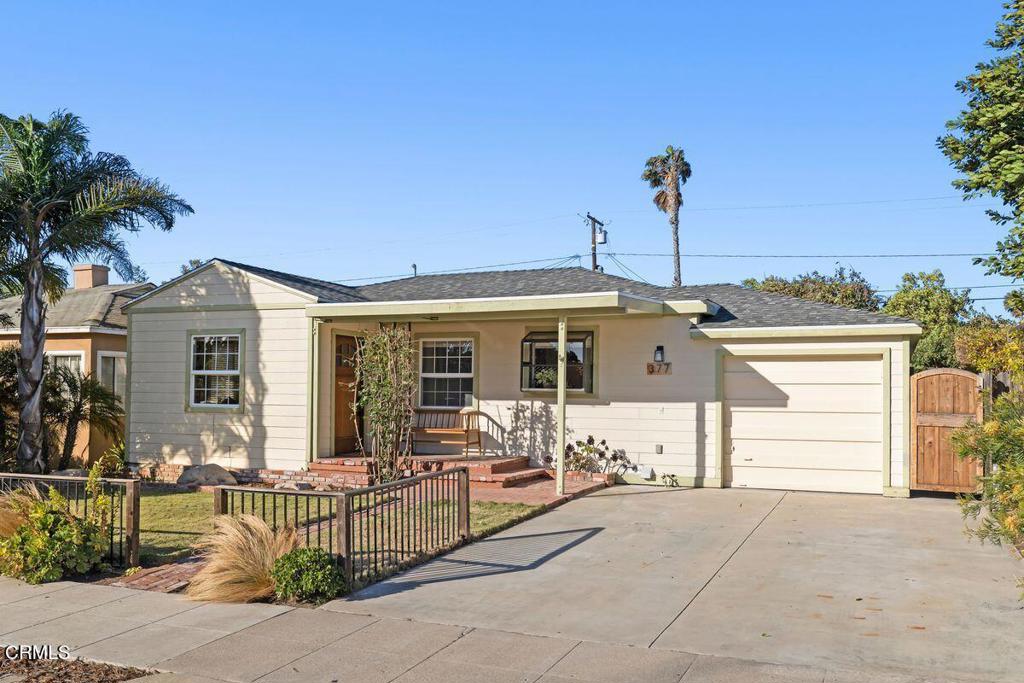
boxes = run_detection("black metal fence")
[0,472,140,566]
[214,467,470,588]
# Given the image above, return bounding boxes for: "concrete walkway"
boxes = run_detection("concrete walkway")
[1,487,1020,682]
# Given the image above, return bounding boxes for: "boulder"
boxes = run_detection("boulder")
[52,468,89,478]
[177,464,237,487]
[273,481,313,491]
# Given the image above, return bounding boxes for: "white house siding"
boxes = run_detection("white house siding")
[315,321,909,492]
[127,264,312,471]
[316,316,719,483]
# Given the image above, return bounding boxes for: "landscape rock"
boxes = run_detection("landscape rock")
[51,468,89,478]
[273,481,313,491]
[177,464,237,487]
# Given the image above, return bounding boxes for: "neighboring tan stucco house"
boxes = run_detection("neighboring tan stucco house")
[0,264,152,465]
[124,259,922,496]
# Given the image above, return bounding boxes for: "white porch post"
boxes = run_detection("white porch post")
[555,315,568,495]
[307,317,321,463]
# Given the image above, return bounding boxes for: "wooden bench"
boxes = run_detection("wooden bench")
[411,409,483,457]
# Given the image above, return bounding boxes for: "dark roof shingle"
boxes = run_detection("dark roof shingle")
[213,260,916,329]
[0,282,154,330]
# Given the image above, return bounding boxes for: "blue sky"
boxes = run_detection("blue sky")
[3,1,1014,311]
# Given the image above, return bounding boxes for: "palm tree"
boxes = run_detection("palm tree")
[45,366,123,471]
[0,111,192,472]
[642,145,692,287]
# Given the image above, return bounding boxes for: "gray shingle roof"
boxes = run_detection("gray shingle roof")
[215,259,366,303]
[213,259,916,329]
[0,282,155,331]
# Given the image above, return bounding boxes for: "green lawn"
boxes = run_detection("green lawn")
[138,488,542,567]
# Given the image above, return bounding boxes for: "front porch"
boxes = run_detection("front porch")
[311,453,611,506]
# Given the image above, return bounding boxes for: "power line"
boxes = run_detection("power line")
[605,251,997,259]
[327,255,582,283]
[876,282,1020,293]
[607,195,991,214]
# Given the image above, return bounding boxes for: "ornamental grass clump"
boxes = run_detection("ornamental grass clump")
[186,514,297,603]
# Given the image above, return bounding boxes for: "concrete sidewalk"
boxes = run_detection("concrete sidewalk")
[0,576,980,683]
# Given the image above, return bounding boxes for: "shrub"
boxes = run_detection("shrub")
[547,435,637,475]
[186,515,297,603]
[93,440,127,478]
[0,486,108,584]
[0,486,38,538]
[951,391,1024,594]
[272,547,346,603]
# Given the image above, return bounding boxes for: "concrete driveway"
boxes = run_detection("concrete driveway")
[326,487,1023,682]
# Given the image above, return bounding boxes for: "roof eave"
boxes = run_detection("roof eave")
[305,291,709,321]
[690,323,923,340]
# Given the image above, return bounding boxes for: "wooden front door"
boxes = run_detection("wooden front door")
[910,368,983,493]
[334,335,359,454]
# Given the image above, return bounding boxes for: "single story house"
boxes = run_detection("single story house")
[0,264,150,464]
[123,259,922,496]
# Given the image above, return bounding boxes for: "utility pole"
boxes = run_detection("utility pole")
[586,213,605,271]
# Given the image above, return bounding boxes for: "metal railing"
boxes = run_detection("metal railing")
[0,472,140,566]
[214,467,470,588]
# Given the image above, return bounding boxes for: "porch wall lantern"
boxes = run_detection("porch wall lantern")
[653,345,665,363]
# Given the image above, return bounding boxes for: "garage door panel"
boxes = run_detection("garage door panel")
[723,356,884,495]
[729,439,881,471]
[726,411,882,442]
[725,358,882,385]
[724,383,883,413]
[728,466,881,495]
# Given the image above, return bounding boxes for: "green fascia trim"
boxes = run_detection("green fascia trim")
[305,292,707,320]
[715,346,892,494]
[124,259,317,311]
[692,324,922,340]
[183,328,246,415]
[412,330,482,410]
[128,303,306,315]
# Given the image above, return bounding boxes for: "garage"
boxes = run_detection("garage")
[723,354,885,494]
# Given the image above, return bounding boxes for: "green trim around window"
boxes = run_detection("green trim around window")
[519,324,599,399]
[184,328,246,414]
[413,331,480,410]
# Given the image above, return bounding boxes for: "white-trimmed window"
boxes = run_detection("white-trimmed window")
[97,351,127,401]
[419,339,473,408]
[190,333,241,407]
[46,351,84,375]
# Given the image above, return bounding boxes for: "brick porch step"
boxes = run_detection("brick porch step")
[464,456,530,476]
[469,467,549,489]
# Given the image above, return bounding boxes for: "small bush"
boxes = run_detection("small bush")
[186,514,297,603]
[93,440,127,478]
[0,487,108,584]
[272,547,346,603]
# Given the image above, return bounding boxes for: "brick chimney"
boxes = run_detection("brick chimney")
[73,264,109,289]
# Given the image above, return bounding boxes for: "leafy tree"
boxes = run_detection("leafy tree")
[955,316,1024,379]
[939,1,1024,298]
[642,145,692,286]
[742,266,881,311]
[180,258,204,275]
[0,112,191,472]
[881,270,975,372]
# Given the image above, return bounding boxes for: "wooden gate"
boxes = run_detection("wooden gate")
[910,368,984,493]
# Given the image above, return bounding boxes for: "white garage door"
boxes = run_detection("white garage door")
[723,355,884,494]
